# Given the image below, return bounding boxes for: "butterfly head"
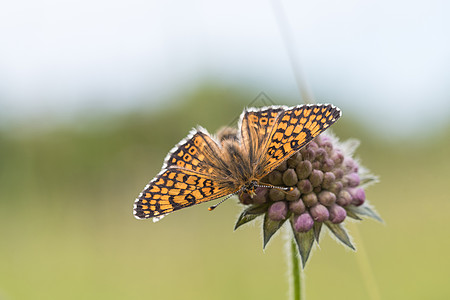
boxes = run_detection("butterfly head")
[242,180,259,199]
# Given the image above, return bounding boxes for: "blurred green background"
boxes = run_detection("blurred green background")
[1,86,450,300]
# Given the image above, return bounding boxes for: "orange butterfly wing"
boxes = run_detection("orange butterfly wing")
[239,106,284,165]
[134,168,235,219]
[257,104,341,177]
[134,128,236,220]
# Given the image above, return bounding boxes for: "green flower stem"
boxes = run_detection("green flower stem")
[290,238,303,300]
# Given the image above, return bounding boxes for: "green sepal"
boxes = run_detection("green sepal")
[313,222,322,243]
[263,213,288,248]
[346,204,383,222]
[359,174,379,188]
[345,208,363,220]
[324,221,355,250]
[234,203,269,230]
[290,218,315,268]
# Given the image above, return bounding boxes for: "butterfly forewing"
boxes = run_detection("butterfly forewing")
[134,168,235,219]
[259,104,341,176]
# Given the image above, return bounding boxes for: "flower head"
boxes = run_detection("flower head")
[223,127,381,267]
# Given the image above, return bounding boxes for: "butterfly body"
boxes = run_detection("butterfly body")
[134,104,341,220]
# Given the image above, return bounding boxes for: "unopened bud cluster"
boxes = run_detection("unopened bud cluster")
[239,134,365,233]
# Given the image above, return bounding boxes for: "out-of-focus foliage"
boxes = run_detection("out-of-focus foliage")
[1,86,450,299]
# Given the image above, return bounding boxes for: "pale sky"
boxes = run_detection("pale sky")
[1,0,449,134]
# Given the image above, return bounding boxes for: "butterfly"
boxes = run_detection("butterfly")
[134,104,341,221]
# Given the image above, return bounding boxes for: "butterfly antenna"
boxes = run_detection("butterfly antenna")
[256,183,293,193]
[208,189,241,211]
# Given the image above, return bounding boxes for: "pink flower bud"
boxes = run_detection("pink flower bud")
[331,150,344,165]
[336,190,352,206]
[269,188,285,201]
[287,151,302,168]
[309,169,324,187]
[333,168,344,180]
[269,170,283,186]
[296,160,312,179]
[344,173,360,188]
[302,192,318,207]
[285,187,301,201]
[310,204,330,222]
[349,187,365,206]
[294,212,314,232]
[268,201,288,221]
[343,158,358,172]
[315,148,327,161]
[318,190,336,206]
[289,199,306,214]
[328,204,347,223]
[322,158,335,172]
[321,172,336,189]
[297,179,313,194]
[302,148,316,161]
[283,169,298,186]
[252,187,268,204]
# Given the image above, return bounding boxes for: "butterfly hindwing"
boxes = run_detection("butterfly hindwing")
[164,128,224,173]
[240,106,284,164]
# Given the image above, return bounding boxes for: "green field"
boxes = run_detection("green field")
[1,88,450,299]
